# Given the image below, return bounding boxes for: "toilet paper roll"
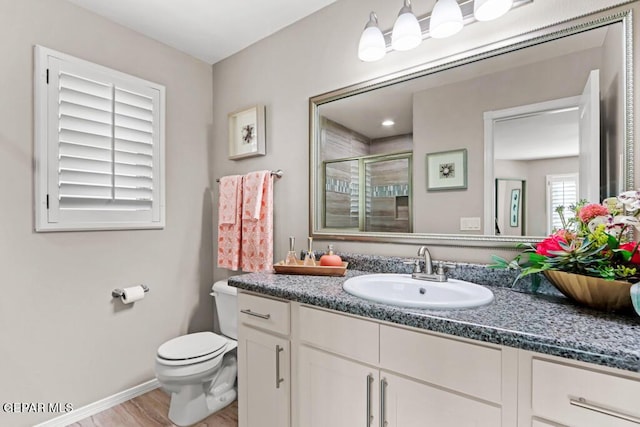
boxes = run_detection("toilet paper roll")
[121,285,145,304]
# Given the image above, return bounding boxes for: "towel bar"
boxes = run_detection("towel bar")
[216,169,283,183]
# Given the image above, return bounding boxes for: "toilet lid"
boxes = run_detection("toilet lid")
[157,332,227,361]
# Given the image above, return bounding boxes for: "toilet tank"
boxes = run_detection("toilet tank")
[212,280,238,340]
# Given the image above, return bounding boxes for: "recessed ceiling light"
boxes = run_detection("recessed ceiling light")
[382,119,395,126]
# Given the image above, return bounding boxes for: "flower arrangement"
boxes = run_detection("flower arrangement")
[493,191,640,283]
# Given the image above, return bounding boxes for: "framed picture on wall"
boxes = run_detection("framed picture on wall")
[510,188,521,227]
[228,105,266,160]
[426,148,467,191]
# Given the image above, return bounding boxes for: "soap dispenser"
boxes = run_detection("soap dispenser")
[319,244,343,266]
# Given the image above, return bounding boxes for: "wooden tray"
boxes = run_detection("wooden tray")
[273,260,348,276]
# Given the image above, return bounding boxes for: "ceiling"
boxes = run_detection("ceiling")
[493,109,579,161]
[65,0,337,64]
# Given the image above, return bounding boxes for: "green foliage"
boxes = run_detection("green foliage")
[492,194,640,284]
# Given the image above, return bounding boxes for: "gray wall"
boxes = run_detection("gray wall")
[1,0,214,425]
[210,0,637,269]
[412,46,603,235]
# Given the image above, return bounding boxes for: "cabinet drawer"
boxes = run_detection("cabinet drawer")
[299,306,379,365]
[532,358,640,427]
[380,325,502,403]
[384,371,501,427]
[238,292,290,336]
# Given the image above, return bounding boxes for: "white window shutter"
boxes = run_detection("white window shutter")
[35,46,165,231]
[546,174,578,233]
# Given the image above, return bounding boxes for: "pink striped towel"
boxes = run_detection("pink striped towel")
[241,171,273,272]
[217,175,243,270]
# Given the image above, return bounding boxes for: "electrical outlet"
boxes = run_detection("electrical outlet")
[460,217,481,231]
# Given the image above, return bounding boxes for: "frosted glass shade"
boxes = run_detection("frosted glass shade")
[358,13,386,62]
[391,11,422,51]
[429,0,463,39]
[474,0,514,21]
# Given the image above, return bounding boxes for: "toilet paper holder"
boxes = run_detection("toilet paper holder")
[112,285,149,298]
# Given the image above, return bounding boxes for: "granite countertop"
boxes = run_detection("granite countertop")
[227,254,640,372]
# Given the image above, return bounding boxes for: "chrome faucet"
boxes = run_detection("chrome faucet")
[418,246,433,275]
[411,246,455,282]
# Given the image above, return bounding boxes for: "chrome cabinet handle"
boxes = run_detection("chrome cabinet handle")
[275,345,284,389]
[240,309,271,320]
[380,378,388,427]
[570,397,640,424]
[366,374,373,426]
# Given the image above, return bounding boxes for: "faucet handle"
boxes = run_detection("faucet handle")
[403,259,421,273]
[434,261,456,275]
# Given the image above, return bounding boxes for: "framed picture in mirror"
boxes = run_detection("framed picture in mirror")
[426,149,467,191]
[510,189,521,227]
[228,105,266,160]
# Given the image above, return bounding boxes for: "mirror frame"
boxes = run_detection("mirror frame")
[309,6,634,248]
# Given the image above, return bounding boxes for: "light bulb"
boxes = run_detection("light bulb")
[429,0,463,39]
[391,0,422,51]
[358,12,386,62]
[474,0,514,21]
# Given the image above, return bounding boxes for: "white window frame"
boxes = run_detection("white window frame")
[34,46,166,231]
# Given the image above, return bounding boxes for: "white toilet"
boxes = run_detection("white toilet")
[155,280,238,426]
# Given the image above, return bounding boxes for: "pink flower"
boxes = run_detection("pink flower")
[536,233,568,256]
[620,242,640,264]
[578,203,610,223]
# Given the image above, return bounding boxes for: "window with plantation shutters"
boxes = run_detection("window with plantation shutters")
[35,46,165,231]
[546,173,578,234]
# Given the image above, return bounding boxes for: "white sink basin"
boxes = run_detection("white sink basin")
[343,274,494,310]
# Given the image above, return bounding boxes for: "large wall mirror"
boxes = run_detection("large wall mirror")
[310,7,634,247]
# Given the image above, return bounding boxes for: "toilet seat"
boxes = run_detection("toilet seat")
[157,332,228,366]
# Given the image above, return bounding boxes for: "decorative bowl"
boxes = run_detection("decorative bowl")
[543,270,633,312]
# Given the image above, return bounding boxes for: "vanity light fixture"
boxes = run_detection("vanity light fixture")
[429,0,463,39]
[358,12,387,62]
[382,119,395,126]
[391,0,422,51]
[358,0,531,62]
[474,0,514,21]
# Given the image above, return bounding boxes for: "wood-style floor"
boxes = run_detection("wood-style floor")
[70,388,238,427]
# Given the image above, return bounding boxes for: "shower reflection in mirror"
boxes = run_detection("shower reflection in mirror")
[321,118,413,233]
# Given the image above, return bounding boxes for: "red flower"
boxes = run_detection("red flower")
[536,233,568,256]
[577,203,610,223]
[620,242,640,264]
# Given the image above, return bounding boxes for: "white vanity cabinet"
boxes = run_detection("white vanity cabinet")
[519,351,640,427]
[237,292,291,427]
[237,290,640,427]
[296,305,517,427]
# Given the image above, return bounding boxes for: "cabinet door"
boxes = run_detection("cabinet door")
[383,371,501,427]
[238,326,290,427]
[298,345,379,427]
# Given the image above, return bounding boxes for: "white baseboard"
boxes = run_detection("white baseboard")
[34,379,160,427]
